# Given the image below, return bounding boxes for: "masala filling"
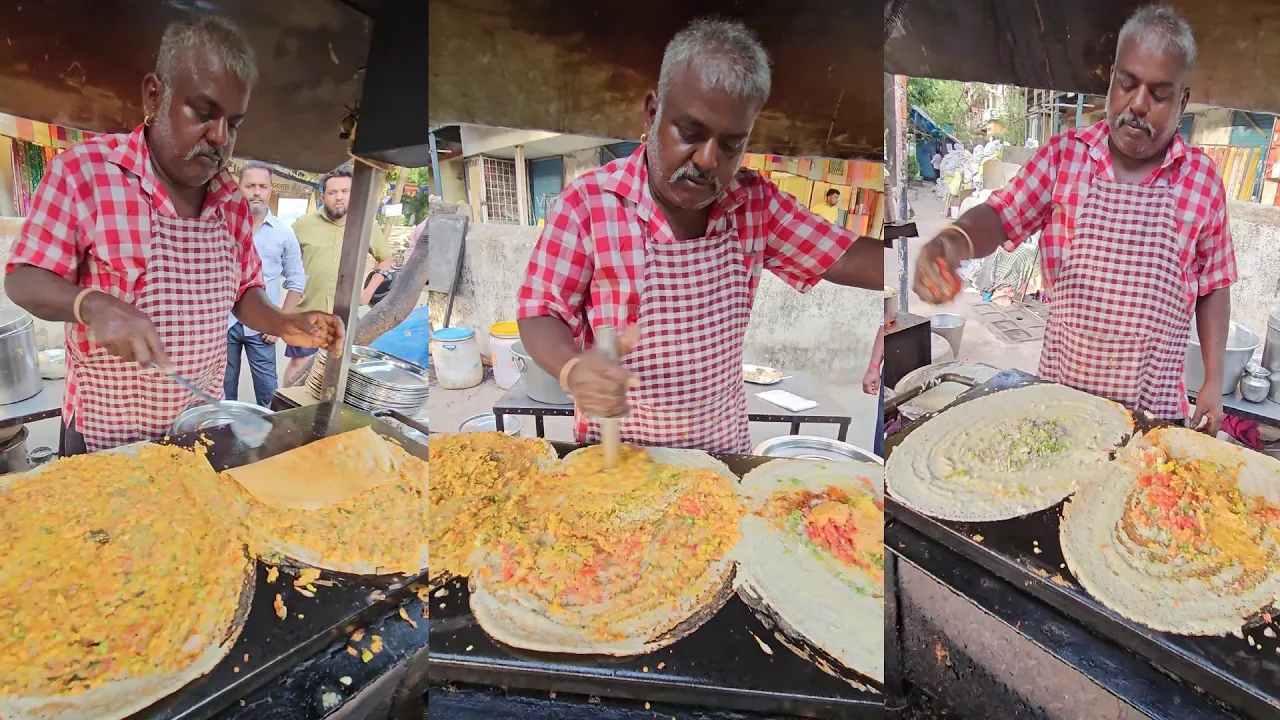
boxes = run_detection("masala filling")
[760,483,885,592]
[428,433,555,576]
[0,446,248,697]
[478,445,744,642]
[1122,446,1280,591]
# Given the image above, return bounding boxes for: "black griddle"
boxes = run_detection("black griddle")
[429,442,884,720]
[122,402,428,720]
[884,369,1280,720]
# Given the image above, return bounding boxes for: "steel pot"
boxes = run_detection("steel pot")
[0,425,31,475]
[752,435,882,463]
[0,308,43,406]
[511,341,572,405]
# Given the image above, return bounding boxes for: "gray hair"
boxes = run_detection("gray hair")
[1116,4,1197,72]
[240,160,273,181]
[657,18,772,112]
[155,15,259,89]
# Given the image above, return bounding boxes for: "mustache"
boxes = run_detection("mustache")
[1116,114,1154,137]
[668,164,720,192]
[184,142,224,163]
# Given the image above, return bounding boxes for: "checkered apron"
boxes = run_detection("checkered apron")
[1038,179,1192,419]
[69,212,240,452]
[578,224,754,454]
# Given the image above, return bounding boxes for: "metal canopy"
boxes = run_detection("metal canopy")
[886,0,1280,115]
[423,0,883,161]
[0,0,372,174]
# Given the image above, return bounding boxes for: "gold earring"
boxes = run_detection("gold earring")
[640,133,648,143]
[143,114,153,127]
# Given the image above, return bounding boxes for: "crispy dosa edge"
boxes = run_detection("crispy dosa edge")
[885,383,1133,522]
[253,440,428,577]
[734,459,885,685]
[468,445,742,655]
[0,445,256,720]
[1061,429,1280,635]
[222,426,399,510]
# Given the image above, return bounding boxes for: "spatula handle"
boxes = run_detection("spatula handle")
[596,326,621,469]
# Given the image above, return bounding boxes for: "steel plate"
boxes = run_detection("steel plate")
[752,435,883,463]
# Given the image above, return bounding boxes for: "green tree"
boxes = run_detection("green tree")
[907,77,970,142]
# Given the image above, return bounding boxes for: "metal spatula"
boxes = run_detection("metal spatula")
[148,362,272,448]
[596,326,621,470]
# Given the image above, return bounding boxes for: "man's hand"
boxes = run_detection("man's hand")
[912,229,969,304]
[260,334,278,345]
[1191,381,1225,436]
[277,311,344,353]
[81,291,171,368]
[566,326,641,418]
[862,367,881,395]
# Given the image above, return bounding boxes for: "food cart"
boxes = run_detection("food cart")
[426,1,884,717]
[885,2,1280,717]
[0,1,430,718]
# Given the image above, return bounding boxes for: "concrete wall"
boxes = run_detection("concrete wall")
[1223,201,1280,343]
[459,126,559,157]
[563,147,603,184]
[427,223,880,383]
[1191,108,1234,146]
[0,217,64,350]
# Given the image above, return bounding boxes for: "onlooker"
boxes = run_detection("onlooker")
[287,168,393,378]
[226,161,306,406]
[813,187,841,224]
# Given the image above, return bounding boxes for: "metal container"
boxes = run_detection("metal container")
[0,308,43,405]
[1186,319,1260,395]
[930,313,966,359]
[457,413,523,435]
[171,401,273,436]
[752,435,882,463]
[26,446,56,467]
[0,425,31,475]
[1241,362,1272,403]
[511,341,573,405]
[1263,311,1280,376]
[884,285,899,325]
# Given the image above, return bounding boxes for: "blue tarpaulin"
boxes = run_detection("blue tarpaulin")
[910,105,961,180]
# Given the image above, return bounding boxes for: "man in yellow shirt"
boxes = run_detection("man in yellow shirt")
[812,188,840,224]
[287,167,393,378]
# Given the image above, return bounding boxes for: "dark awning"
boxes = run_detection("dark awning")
[886,0,1280,115]
[416,0,882,162]
[0,0,372,173]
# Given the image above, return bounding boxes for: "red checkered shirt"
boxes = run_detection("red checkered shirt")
[986,120,1237,301]
[7,124,265,421]
[516,145,855,346]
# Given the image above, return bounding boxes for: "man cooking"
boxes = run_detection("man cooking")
[5,15,343,455]
[913,5,1234,435]
[516,18,883,454]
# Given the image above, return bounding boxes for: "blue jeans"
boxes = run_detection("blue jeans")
[226,323,278,407]
[874,370,885,458]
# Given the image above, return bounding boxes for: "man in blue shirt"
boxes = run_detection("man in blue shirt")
[227,161,307,405]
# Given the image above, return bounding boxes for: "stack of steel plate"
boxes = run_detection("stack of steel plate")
[307,346,429,414]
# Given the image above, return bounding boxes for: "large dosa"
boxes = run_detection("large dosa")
[0,444,253,720]
[734,459,885,684]
[1061,428,1280,635]
[222,426,398,510]
[469,445,744,655]
[887,383,1133,521]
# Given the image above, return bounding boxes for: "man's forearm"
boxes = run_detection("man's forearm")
[5,265,84,322]
[234,287,290,336]
[952,203,1012,259]
[281,290,303,314]
[869,326,884,369]
[1195,286,1231,389]
[517,315,580,378]
[821,236,884,290]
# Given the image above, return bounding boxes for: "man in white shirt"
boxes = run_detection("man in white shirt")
[227,161,307,405]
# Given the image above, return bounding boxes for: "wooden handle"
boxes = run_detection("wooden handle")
[597,326,621,470]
